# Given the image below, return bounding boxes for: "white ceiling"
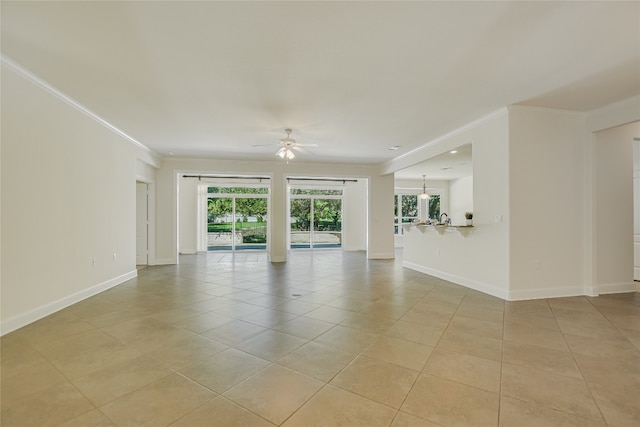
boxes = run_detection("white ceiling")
[395,143,472,181]
[2,1,638,171]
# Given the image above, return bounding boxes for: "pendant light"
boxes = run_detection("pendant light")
[420,175,430,200]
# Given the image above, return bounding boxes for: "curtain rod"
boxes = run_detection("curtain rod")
[182,175,357,184]
[287,178,358,183]
[182,174,270,181]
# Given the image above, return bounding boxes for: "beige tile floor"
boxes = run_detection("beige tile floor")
[1,250,639,426]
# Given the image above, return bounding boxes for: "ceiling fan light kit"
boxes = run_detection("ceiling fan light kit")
[273,128,318,162]
[253,129,318,162]
[276,147,295,160]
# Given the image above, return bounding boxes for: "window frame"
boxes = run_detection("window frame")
[394,191,441,235]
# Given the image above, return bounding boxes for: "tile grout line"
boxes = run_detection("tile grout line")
[546,298,609,425]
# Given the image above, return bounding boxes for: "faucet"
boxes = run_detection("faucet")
[440,213,449,225]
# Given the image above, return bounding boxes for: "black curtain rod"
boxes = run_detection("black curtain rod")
[288,178,358,183]
[182,175,270,181]
[182,175,357,184]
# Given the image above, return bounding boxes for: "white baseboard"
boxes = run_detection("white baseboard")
[403,261,638,301]
[510,282,637,300]
[368,252,396,260]
[0,270,137,336]
[597,281,637,295]
[507,286,587,301]
[403,261,509,300]
[179,249,197,255]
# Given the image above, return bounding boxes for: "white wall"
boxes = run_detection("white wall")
[402,111,510,298]
[178,176,198,254]
[156,158,394,264]
[508,107,587,299]
[1,64,142,334]
[367,173,395,258]
[400,103,639,301]
[343,179,367,251]
[593,122,637,292]
[136,159,156,183]
[449,176,473,224]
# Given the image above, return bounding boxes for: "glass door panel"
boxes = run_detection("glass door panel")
[207,197,233,251]
[313,199,342,248]
[290,198,311,248]
[235,197,268,250]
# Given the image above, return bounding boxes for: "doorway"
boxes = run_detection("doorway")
[136,182,149,265]
[634,138,640,281]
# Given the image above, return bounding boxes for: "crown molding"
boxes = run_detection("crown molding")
[586,95,640,133]
[1,54,160,166]
[508,104,585,115]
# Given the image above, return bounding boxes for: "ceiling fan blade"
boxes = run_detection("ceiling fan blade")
[252,143,278,147]
[295,143,319,147]
[292,145,316,155]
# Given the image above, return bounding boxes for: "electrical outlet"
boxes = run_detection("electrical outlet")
[113,253,117,261]
[92,258,97,267]
[534,260,542,270]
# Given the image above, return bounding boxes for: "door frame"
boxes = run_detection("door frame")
[136,181,155,265]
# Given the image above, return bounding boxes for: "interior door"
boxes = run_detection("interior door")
[136,182,148,265]
[634,142,640,280]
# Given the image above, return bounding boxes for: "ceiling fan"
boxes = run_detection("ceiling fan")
[253,129,318,161]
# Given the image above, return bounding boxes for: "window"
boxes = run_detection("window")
[208,187,268,194]
[427,194,441,220]
[291,188,342,196]
[394,193,441,235]
[394,194,418,235]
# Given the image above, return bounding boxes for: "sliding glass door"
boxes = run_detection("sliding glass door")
[290,198,312,249]
[207,187,268,251]
[290,188,342,249]
[234,197,268,250]
[208,196,233,250]
[313,198,342,248]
